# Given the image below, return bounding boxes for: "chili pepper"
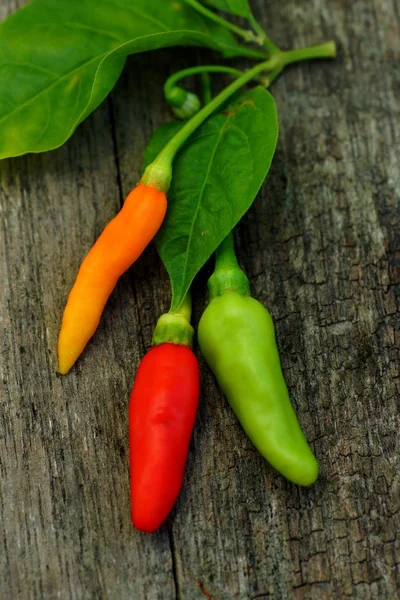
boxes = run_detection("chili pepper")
[129,296,199,533]
[58,183,167,375]
[198,233,318,486]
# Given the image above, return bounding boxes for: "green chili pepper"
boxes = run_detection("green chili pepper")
[198,233,318,486]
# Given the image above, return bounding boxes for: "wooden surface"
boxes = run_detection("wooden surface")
[1,0,399,598]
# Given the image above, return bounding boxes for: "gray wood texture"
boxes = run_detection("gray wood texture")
[1,0,399,598]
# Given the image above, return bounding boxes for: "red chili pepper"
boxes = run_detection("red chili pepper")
[129,342,199,533]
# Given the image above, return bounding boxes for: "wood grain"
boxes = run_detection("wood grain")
[1,0,399,598]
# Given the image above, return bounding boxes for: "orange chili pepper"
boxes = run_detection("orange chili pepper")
[58,184,167,374]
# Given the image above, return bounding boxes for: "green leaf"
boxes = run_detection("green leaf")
[144,86,278,311]
[0,0,247,160]
[203,0,251,18]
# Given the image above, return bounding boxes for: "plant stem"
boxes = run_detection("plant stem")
[143,40,336,191]
[183,0,260,45]
[201,72,212,105]
[231,45,271,60]
[172,289,192,321]
[247,11,279,54]
[214,232,240,271]
[260,66,284,88]
[164,65,271,104]
[164,65,244,99]
[142,56,278,189]
[282,41,336,65]
[152,290,193,346]
[208,232,250,298]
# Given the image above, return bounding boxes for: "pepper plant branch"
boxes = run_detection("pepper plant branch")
[229,45,272,60]
[152,289,194,347]
[142,56,278,190]
[260,66,284,89]
[143,40,336,191]
[247,11,279,54]
[281,41,337,64]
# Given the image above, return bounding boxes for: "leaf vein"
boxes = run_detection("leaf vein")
[176,117,233,305]
[0,61,59,77]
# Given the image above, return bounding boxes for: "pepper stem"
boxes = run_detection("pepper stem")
[152,291,194,347]
[173,289,192,322]
[208,233,250,299]
[214,232,240,271]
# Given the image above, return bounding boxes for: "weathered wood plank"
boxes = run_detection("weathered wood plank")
[1,0,399,598]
